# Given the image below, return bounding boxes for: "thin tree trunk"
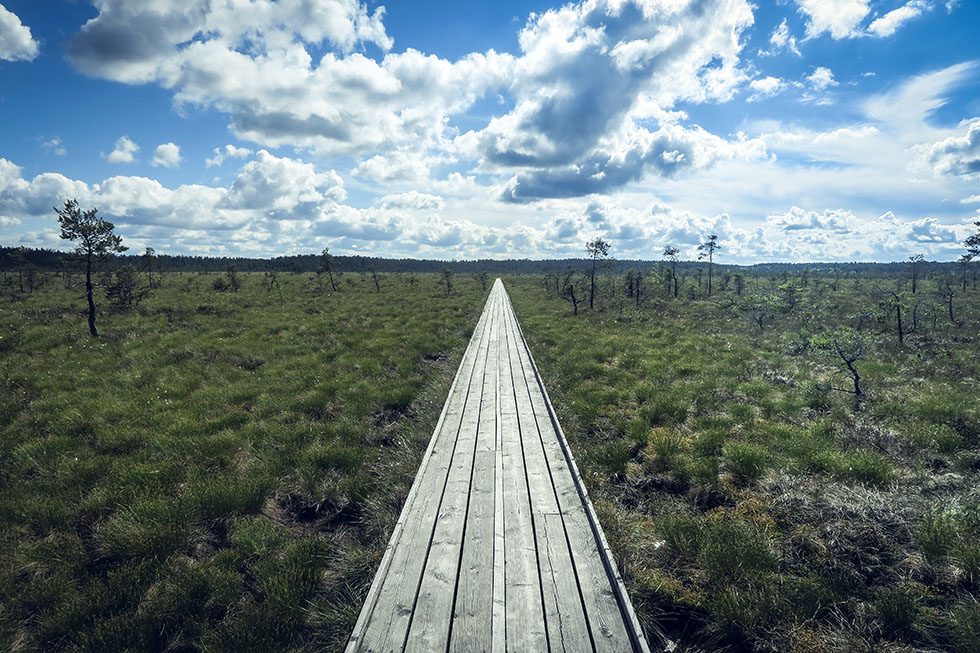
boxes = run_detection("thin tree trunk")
[707,255,713,296]
[86,255,98,337]
[896,304,903,345]
[847,360,862,399]
[589,260,597,309]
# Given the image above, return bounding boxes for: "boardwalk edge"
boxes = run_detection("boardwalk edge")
[345,296,490,651]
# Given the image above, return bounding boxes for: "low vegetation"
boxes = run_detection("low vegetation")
[3,228,979,651]
[0,271,485,650]
[507,263,980,652]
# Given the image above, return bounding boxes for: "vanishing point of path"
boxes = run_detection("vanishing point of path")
[347,280,650,652]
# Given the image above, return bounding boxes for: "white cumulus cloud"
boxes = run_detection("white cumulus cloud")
[500,124,768,202]
[0,3,39,61]
[763,19,801,56]
[106,136,140,164]
[745,207,970,260]
[223,150,347,216]
[152,142,182,168]
[353,150,438,183]
[61,0,764,199]
[206,144,253,168]
[868,0,932,37]
[0,149,974,262]
[768,206,855,233]
[477,0,760,200]
[918,119,980,178]
[796,0,871,39]
[797,0,938,40]
[378,191,445,211]
[63,0,509,159]
[67,0,393,83]
[748,76,786,101]
[806,67,839,91]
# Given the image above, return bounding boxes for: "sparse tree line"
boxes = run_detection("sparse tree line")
[1,199,486,337]
[5,242,975,278]
[541,226,980,408]
[545,233,753,310]
[2,199,978,347]
[543,227,980,318]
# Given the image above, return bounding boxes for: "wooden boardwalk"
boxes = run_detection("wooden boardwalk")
[347,280,649,652]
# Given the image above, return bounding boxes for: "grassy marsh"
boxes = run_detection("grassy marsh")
[0,271,485,650]
[3,266,979,652]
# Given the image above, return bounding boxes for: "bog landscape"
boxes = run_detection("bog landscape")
[1,1,979,652]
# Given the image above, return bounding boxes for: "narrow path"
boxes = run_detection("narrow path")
[347,280,650,652]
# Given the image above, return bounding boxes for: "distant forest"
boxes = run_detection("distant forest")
[0,245,967,276]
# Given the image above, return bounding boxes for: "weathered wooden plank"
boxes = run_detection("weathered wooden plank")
[539,511,594,652]
[501,305,593,652]
[449,288,502,652]
[405,291,499,649]
[348,289,497,652]
[497,295,549,651]
[491,292,507,652]
[448,448,496,651]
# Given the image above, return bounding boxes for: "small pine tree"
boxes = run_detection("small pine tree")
[441,268,454,295]
[56,199,127,337]
[663,245,680,298]
[143,247,156,288]
[586,237,611,309]
[105,265,150,308]
[697,234,720,296]
[964,222,979,292]
[226,267,241,293]
[908,254,924,294]
[318,247,340,291]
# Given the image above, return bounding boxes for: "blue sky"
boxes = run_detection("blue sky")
[0,0,978,262]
